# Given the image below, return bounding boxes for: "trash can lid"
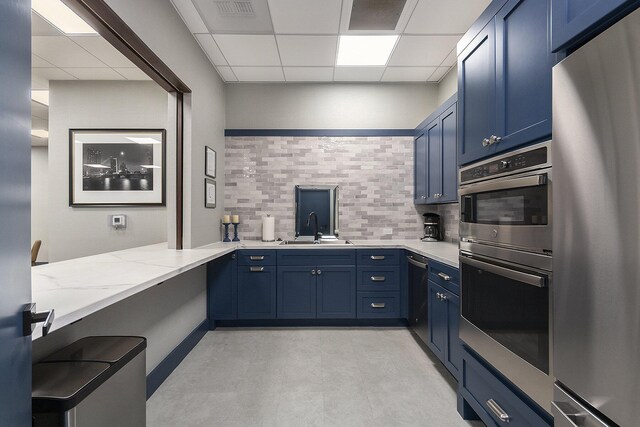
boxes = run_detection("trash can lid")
[42,336,146,368]
[32,361,111,413]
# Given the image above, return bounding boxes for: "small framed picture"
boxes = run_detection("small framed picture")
[205,178,216,208]
[205,146,216,178]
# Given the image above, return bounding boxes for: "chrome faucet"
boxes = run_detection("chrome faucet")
[307,212,322,242]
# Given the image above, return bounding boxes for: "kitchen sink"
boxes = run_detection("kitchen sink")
[279,239,353,245]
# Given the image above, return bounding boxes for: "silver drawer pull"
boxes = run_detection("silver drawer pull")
[250,266,264,272]
[371,303,386,308]
[370,256,385,260]
[250,256,265,261]
[437,272,451,281]
[486,399,511,423]
[370,276,386,282]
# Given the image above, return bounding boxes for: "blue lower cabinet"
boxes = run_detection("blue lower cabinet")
[207,252,238,320]
[357,266,400,292]
[428,280,461,380]
[444,290,461,380]
[428,281,447,361]
[237,265,277,319]
[357,292,401,318]
[316,266,356,319]
[459,347,552,426]
[277,266,317,319]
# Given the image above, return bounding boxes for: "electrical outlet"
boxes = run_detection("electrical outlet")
[383,228,393,235]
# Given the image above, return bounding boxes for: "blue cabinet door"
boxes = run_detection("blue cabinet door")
[458,20,497,165]
[440,104,458,203]
[427,281,447,361]
[414,132,428,204]
[444,289,461,380]
[317,266,356,319]
[237,265,277,319]
[495,0,552,151]
[551,0,636,51]
[426,119,442,203]
[277,266,317,319]
[207,252,238,320]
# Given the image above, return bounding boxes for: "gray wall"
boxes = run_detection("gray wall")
[437,65,458,105]
[105,0,226,249]
[48,81,168,262]
[226,83,439,129]
[31,146,49,262]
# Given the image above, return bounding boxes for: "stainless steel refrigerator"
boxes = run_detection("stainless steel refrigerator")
[552,7,640,427]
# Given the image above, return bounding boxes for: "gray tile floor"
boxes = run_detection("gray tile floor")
[147,328,484,427]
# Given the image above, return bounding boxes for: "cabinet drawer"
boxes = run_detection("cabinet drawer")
[357,292,400,318]
[357,249,401,266]
[428,260,459,295]
[461,348,551,427]
[277,249,355,266]
[357,266,400,291]
[237,250,276,266]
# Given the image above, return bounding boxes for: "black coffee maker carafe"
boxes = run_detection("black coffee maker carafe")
[422,213,442,241]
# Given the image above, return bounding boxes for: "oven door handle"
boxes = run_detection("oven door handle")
[459,173,547,196]
[407,256,428,270]
[461,256,546,288]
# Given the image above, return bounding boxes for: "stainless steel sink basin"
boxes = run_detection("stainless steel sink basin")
[279,239,352,245]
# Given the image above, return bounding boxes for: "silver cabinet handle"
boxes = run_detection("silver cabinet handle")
[250,266,264,272]
[482,137,491,147]
[317,269,322,275]
[437,272,451,281]
[436,292,441,300]
[370,276,386,282]
[490,135,502,145]
[250,256,265,261]
[486,399,511,423]
[311,269,316,275]
[370,255,385,260]
[441,294,448,301]
[407,256,428,269]
[371,303,386,308]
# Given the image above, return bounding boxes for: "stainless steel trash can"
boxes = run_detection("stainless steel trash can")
[33,336,146,427]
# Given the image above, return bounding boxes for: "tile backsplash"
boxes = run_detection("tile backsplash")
[224,136,460,242]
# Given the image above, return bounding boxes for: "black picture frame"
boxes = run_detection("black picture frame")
[69,129,166,206]
[205,178,216,209]
[205,146,216,179]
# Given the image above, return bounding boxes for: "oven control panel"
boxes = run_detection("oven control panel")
[460,146,548,184]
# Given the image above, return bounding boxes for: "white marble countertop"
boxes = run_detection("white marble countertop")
[31,239,458,339]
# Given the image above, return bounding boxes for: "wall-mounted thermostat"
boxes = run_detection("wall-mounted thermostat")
[111,215,127,229]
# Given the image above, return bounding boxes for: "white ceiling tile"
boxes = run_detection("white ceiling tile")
[405,0,492,34]
[31,135,48,147]
[193,0,273,33]
[31,11,63,36]
[441,48,457,67]
[171,0,209,33]
[69,36,136,67]
[334,67,384,81]
[388,35,460,66]
[195,34,228,66]
[62,68,127,80]
[31,116,48,131]
[268,0,342,34]
[381,66,436,82]
[113,68,152,80]
[276,36,337,66]
[32,36,107,68]
[232,67,285,81]
[283,67,334,81]
[428,66,451,82]
[32,67,77,89]
[32,54,54,68]
[31,101,49,121]
[213,35,280,66]
[216,66,238,82]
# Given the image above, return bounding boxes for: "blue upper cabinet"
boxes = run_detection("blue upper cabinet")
[551,0,639,52]
[426,120,442,204]
[458,0,553,165]
[414,132,428,204]
[440,104,458,203]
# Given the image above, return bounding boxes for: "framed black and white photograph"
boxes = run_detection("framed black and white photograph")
[205,178,216,208]
[205,146,216,178]
[69,129,166,206]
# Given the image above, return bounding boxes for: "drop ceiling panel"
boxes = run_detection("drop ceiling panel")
[32,54,54,68]
[31,12,63,36]
[441,49,457,67]
[283,67,334,81]
[69,36,136,67]
[334,67,385,81]
[276,36,337,66]
[216,66,238,81]
[193,0,273,33]
[232,66,285,81]
[388,35,460,66]
[195,34,228,65]
[213,34,280,66]
[171,0,209,33]
[113,68,152,80]
[32,67,77,89]
[405,0,492,34]
[31,116,48,131]
[31,102,49,121]
[381,66,436,81]
[268,0,342,34]
[32,36,107,68]
[428,66,450,82]
[63,68,127,80]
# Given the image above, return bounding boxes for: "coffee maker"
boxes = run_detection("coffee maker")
[422,213,442,241]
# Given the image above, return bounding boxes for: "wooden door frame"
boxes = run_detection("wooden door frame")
[62,0,190,249]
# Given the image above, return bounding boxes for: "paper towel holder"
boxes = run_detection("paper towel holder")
[262,213,276,242]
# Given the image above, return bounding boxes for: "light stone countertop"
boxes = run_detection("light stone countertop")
[31,239,458,339]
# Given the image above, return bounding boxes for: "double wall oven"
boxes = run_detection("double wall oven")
[458,141,553,412]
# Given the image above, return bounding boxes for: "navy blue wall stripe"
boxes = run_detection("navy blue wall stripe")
[224,129,414,137]
[146,319,209,399]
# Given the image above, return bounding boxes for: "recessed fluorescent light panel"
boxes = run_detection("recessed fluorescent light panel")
[32,0,97,34]
[31,130,49,139]
[31,90,49,106]
[126,137,162,144]
[336,35,398,66]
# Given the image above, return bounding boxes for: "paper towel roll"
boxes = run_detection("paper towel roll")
[262,215,275,242]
